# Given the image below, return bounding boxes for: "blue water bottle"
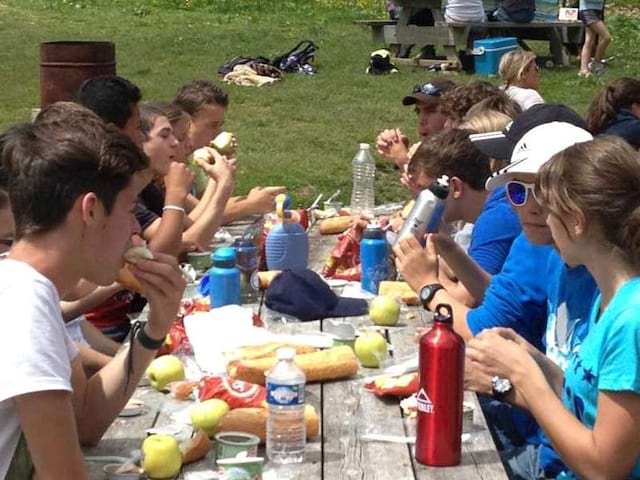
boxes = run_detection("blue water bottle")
[266,194,309,271]
[209,247,241,308]
[360,224,389,294]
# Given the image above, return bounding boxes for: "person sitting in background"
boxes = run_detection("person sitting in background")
[578,0,611,77]
[136,102,235,253]
[492,0,535,23]
[466,93,523,121]
[376,79,456,171]
[405,128,522,306]
[444,0,486,23]
[173,80,286,221]
[76,75,144,146]
[586,77,640,149]
[499,49,545,111]
[438,80,502,128]
[467,136,640,479]
[0,114,185,478]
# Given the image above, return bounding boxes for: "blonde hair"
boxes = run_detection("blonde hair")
[499,50,537,87]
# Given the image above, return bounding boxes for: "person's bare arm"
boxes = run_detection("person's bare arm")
[16,390,87,479]
[71,252,186,445]
[141,163,193,257]
[394,235,473,340]
[77,345,113,376]
[80,320,121,356]
[222,186,287,224]
[60,283,124,321]
[187,178,218,223]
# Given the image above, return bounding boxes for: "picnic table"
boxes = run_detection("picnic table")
[83,218,508,479]
[356,0,583,68]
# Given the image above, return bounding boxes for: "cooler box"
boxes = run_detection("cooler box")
[472,37,518,75]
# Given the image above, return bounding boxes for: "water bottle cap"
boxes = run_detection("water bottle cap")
[212,247,237,263]
[430,177,449,199]
[363,224,384,239]
[276,347,296,361]
[433,303,453,324]
[359,143,371,150]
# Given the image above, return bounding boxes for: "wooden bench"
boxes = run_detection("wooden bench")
[355,0,583,69]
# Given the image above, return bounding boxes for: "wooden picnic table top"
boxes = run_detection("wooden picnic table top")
[83,217,508,479]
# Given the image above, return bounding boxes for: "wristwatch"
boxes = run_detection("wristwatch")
[419,283,444,310]
[491,376,513,400]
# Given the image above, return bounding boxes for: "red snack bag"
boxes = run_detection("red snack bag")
[364,373,418,397]
[198,375,267,409]
[158,318,192,356]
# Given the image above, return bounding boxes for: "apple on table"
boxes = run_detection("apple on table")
[142,434,183,479]
[146,355,186,392]
[369,295,401,327]
[190,399,230,436]
[354,331,388,368]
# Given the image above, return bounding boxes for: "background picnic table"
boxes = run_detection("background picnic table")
[84,220,507,479]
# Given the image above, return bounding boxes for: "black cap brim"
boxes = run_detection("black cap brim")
[402,93,440,107]
[469,130,516,161]
[326,296,368,318]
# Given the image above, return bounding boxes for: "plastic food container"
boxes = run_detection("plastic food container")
[214,432,260,461]
[217,457,264,480]
[187,251,213,272]
[102,464,142,480]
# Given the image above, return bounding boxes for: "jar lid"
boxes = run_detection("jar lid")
[212,247,237,263]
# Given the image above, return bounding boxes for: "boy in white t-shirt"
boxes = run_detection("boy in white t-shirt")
[0,103,186,478]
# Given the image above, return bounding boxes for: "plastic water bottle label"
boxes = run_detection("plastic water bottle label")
[267,382,305,406]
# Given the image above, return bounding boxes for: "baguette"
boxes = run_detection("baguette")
[181,430,210,464]
[379,281,419,305]
[227,343,317,363]
[319,216,354,235]
[227,345,358,385]
[215,405,320,443]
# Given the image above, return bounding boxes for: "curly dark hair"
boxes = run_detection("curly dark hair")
[438,80,501,125]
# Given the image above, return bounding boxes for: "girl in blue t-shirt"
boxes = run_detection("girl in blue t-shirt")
[467,136,640,479]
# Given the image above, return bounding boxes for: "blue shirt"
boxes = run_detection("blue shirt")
[559,278,640,479]
[467,232,553,350]
[538,252,598,476]
[468,187,522,275]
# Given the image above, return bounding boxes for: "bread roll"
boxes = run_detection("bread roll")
[227,343,317,363]
[227,346,358,385]
[215,405,320,443]
[181,429,210,464]
[192,146,216,165]
[211,132,236,155]
[257,270,282,290]
[116,264,141,292]
[378,281,419,305]
[117,245,154,292]
[319,216,354,235]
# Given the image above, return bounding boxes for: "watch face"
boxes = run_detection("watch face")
[419,285,434,304]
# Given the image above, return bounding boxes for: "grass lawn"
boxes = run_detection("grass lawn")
[1,0,639,206]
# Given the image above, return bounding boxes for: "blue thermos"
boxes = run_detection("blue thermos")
[209,247,241,308]
[361,224,388,294]
[266,194,309,270]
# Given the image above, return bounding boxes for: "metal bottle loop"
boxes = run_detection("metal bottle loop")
[433,303,453,323]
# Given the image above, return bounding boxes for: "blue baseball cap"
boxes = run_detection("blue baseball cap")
[265,269,368,322]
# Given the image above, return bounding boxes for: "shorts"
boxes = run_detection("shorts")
[579,9,604,26]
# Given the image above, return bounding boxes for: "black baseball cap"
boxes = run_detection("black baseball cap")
[265,269,368,322]
[469,103,587,160]
[402,79,456,107]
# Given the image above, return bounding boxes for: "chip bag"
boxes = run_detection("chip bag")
[198,375,266,409]
[364,372,418,397]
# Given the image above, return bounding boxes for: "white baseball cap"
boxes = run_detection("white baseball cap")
[485,122,593,191]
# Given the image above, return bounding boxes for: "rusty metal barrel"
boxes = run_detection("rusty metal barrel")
[39,41,116,108]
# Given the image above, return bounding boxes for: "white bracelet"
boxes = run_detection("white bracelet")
[163,205,186,214]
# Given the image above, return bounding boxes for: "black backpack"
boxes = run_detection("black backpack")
[271,40,318,75]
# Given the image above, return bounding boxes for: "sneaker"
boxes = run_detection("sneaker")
[588,60,605,75]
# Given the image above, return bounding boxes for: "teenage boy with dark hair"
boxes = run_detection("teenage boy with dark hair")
[173,80,286,221]
[405,128,521,306]
[0,118,185,477]
[76,75,144,145]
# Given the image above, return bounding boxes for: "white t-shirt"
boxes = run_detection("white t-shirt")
[505,85,545,111]
[66,316,89,346]
[445,0,486,23]
[0,260,78,477]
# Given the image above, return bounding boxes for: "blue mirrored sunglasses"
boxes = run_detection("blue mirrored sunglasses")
[506,181,541,207]
[412,82,442,97]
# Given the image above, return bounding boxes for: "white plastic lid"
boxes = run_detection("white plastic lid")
[276,347,296,360]
[359,143,370,150]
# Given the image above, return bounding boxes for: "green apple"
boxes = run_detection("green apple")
[190,399,230,436]
[369,295,401,327]
[142,434,182,479]
[354,331,387,368]
[146,355,185,391]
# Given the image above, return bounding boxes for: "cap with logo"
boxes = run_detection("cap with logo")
[402,79,456,107]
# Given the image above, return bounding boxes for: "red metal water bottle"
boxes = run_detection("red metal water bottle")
[415,304,465,466]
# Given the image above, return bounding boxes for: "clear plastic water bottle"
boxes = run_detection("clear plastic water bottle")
[350,143,376,217]
[266,347,306,464]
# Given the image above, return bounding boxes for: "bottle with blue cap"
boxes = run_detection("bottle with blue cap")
[361,223,389,294]
[266,193,309,271]
[209,247,241,308]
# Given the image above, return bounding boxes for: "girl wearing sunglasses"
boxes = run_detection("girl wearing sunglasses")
[468,136,640,479]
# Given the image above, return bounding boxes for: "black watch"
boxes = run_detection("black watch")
[419,283,444,310]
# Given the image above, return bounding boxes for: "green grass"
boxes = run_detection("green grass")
[1,0,639,207]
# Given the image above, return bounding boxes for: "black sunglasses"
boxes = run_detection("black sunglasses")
[412,82,442,97]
